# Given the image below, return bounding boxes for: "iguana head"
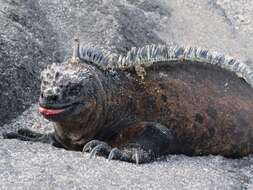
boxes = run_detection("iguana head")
[39,61,105,123]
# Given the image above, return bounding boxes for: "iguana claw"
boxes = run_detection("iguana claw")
[107,145,152,164]
[83,140,154,164]
[107,147,123,161]
[83,140,112,158]
[89,144,112,158]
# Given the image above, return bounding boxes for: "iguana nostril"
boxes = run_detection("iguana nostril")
[40,93,44,98]
[51,95,58,102]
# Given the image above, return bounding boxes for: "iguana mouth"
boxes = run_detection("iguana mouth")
[38,107,66,116]
[38,102,81,120]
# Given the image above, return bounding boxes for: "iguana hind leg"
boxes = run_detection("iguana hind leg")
[2,128,63,148]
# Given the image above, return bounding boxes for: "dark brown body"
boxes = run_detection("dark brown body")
[94,61,253,157]
[4,59,253,163]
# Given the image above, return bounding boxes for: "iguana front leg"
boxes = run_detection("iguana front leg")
[2,128,63,148]
[83,122,176,164]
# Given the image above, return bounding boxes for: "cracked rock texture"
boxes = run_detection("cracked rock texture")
[1,0,253,189]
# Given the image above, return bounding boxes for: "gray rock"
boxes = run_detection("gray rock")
[0,0,60,125]
[1,0,253,189]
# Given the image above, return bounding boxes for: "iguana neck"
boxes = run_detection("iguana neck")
[100,70,142,129]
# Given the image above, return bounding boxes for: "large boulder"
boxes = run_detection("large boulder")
[0,0,60,125]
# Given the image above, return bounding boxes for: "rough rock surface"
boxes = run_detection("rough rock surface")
[1,0,253,189]
[0,0,60,125]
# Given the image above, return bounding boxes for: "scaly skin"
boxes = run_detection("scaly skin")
[3,48,253,163]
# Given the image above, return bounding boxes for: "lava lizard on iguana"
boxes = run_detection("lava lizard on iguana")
[3,39,253,163]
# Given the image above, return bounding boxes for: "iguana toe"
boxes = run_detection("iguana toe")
[89,143,112,158]
[2,131,19,139]
[2,130,35,141]
[107,147,124,161]
[107,144,155,164]
[83,140,107,152]
[83,140,112,158]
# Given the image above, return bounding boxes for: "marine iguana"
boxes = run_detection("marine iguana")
[3,40,253,163]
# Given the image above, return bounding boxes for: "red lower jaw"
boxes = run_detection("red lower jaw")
[38,107,66,116]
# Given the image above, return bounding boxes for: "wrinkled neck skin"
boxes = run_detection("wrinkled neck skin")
[98,70,142,139]
[53,65,141,150]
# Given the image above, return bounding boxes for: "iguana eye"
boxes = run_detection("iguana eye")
[68,84,82,96]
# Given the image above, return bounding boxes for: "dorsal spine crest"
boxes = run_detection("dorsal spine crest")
[74,43,253,87]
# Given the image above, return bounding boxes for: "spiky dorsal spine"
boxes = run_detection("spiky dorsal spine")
[117,45,253,87]
[78,46,118,69]
[77,44,253,87]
